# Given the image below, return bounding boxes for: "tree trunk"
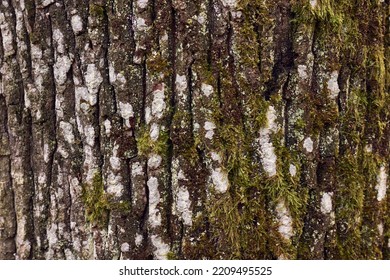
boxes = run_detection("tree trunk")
[0,0,389,260]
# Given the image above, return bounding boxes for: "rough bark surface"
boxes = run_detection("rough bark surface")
[0,0,389,260]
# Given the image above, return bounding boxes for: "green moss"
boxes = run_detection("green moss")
[89,4,105,19]
[292,0,343,28]
[147,53,170,76]
[335,153,364,259]
[82,171,131,228]
[136,126,169,157]
[82,172,110,227]
[208,192,267,259]
[166,251,178,260]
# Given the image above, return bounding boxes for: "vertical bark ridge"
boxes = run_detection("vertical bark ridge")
[0,0,389,260]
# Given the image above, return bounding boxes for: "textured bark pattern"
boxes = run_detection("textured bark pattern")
[0,0,389,260]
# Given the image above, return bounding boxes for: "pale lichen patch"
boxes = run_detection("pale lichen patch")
[176,74,187,95]
[327,71,340,99]
[76,86,96,107]
[103,120,112,135]
[298,65,308,80]
[151,235,169,260]
[106,173,123,197]
[150,123,160,141]
[364,144,373,153]
[221,0,237,8]
[148,154,162,169]
[147,177,161,228]
[84,125,95,146]
[42,0,55,7]
[84,64,103,95]
[201,83,213,97]
[43,143,50,163]
[320,192,333,214]
[176,186,192,226]
[110,145,121,171]
[54,55,72,85]
[109,63,116,84]
[135,17,148,32]
[71,14,83,34]
[303,137,314,153]
[375,165,387,202]
[137,0,148,9]
[52,28,65,53]
[120,243,130,252]
[145,107,152,124]
[204,121,216,140]
[59,121,75,144]
[276,200,293,240]
[211,151,222,163]
[135,233,143,247]
[289,164,297,177]
[132,162,144,177]
[378,223,384,236]
[119,101,134,127]
[211,168,229,193]
[258,106,278,177]
[151,85,166,119]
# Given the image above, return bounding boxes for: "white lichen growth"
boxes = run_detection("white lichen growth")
[211,151,222,163]
[76,86,96,108]
[132,162,144,177]
[221,0,237,8]
[137,0,149,9]
[54,55,72,85]
[378,223,384,236]
[84,125,95,146]
[298,65,308,80]
[150,123,160,141]
[145,107,152,124]
[276,200,293,240]
[151,85,166,119]
[375,165,388,202]
[71,15,83,34]
[147,177,161,228]
[148,154,162,169]
[303,137,314,153]
[327,71,340,99]
[43,143,50,163]
[320,192,333,214]
[135,17,148,32]
[109,145,121,171]
[84,64,103,96]
[176,187,192,226]
[289,164,297,177]
[42,0,54,7]
[119,101,134,127]
[151,235,169,260]
[258,106,278,177]
[135,233,143,246]
[103,120,111,135]
[106,173,123,197]
[120,243,130,252]
[59,121,74,144]
[211,168,229,193]
[201,83,213,97]
[176,74,187,96]
[52,28,65,53]
[204,121,216,140]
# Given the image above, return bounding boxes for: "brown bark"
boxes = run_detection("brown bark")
[0,0,389,260]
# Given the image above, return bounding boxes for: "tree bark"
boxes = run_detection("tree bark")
[0,0,389,260]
